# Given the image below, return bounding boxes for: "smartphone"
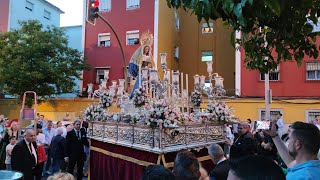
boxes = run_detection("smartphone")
[255,120,271,130]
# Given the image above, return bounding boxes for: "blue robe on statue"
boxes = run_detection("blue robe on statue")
[128,46,145,99]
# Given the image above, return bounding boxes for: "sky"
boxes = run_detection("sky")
[47,0,84,27]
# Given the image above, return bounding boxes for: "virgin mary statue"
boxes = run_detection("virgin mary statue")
[128,32,154,98]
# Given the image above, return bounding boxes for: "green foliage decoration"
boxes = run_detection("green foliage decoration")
[167,0,320,73]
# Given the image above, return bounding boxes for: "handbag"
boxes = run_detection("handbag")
[37,144,47,164]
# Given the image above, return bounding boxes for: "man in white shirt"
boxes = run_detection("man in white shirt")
[276,113,284,138]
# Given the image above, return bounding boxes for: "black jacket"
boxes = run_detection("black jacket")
[51,135,66,159]
[209,159,230,180]
[66,128,89,160]
[230,131,257,159]
[11,140,38,180]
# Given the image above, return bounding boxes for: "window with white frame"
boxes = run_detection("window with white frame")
[126,30,139,45]
[96,68,110,84]
[201,51,213,62]
[259,109,283,121]
[305,110,320,123]
[127,0,140,9]
[99,0,111,11]
[26,0,34,11]
[306,62,320,80]
[44,10,51,20]
[202,22,214,33]
[260,65,280,81]
[98,33,110,47]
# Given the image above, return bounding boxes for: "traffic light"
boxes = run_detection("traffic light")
[87,0,99,25]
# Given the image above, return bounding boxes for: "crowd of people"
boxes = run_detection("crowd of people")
[0,112,320,180]
[0,113,89,180]
[140,114,320,180]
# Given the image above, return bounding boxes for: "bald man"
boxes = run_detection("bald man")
[12,129,40,180]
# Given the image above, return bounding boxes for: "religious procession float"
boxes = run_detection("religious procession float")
[83,32,237,179]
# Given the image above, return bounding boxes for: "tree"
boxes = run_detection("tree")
[167,0,320,73]
[0,20,90,105]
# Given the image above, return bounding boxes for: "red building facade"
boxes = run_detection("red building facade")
[240,38,320,98]
[0,0,10,32]
[83,0,155,89]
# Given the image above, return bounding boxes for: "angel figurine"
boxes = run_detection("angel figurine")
[128,31,154,98]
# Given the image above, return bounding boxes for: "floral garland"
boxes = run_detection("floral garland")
[145,99,180,128]
[99,90,114,108]
[190,90,202,107]
[208,102,233,122]
[132,86,147,108]
[83,103,104,121]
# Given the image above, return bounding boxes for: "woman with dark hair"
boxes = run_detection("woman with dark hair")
[0,120,20,169]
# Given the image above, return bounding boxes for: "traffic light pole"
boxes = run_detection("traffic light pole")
[97,13,128,91]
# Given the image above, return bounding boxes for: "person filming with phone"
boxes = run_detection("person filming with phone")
[266,121,320,180]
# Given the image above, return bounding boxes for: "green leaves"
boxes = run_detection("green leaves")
[167,0,320,73]
[0,20,90,102]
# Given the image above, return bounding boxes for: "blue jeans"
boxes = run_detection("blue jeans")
[52,158,64,174]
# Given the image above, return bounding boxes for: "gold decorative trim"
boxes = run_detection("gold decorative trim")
[90,146,155,166]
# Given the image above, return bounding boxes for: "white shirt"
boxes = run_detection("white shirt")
[24,139,37,165]
[36,133,45,146]
[217,157,227,165]
[5,144,15,164]
[277,118,284,137]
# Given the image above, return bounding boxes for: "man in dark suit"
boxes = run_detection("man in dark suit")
[208,144,230,180]
[11,128,39,180]
[230,122,257,159]
[66,120,89,180]
[51,127,67,174]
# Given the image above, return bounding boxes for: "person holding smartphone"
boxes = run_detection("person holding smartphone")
[266,121,320,180]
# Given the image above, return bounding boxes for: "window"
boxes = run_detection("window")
[127,0,140,9]
[201,51,213,62]
[25,0,33,11]
[305,110,320,123]
[96,68,110,84]
[99,0,111,11]
[44,10,51,20]
[306,62,320,80]
[126,30,139,45]
[202,22,214,33]
[259,109,283,121]
[174,47,179,59]
[98,33,110,47]
[260,65,280,81]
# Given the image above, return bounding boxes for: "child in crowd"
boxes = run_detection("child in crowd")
[5,136,16,170]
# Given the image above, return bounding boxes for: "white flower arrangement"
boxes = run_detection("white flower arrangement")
[145,99,180,128]
[83,103,104,121]
[190,90,202,107]
[208,102,233,122]
[132,86,147,108]
[99,90,114,108]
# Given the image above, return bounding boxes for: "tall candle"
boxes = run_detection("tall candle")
[118,79,125,87]
[186,74,189,113]
[181,72,184,97]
